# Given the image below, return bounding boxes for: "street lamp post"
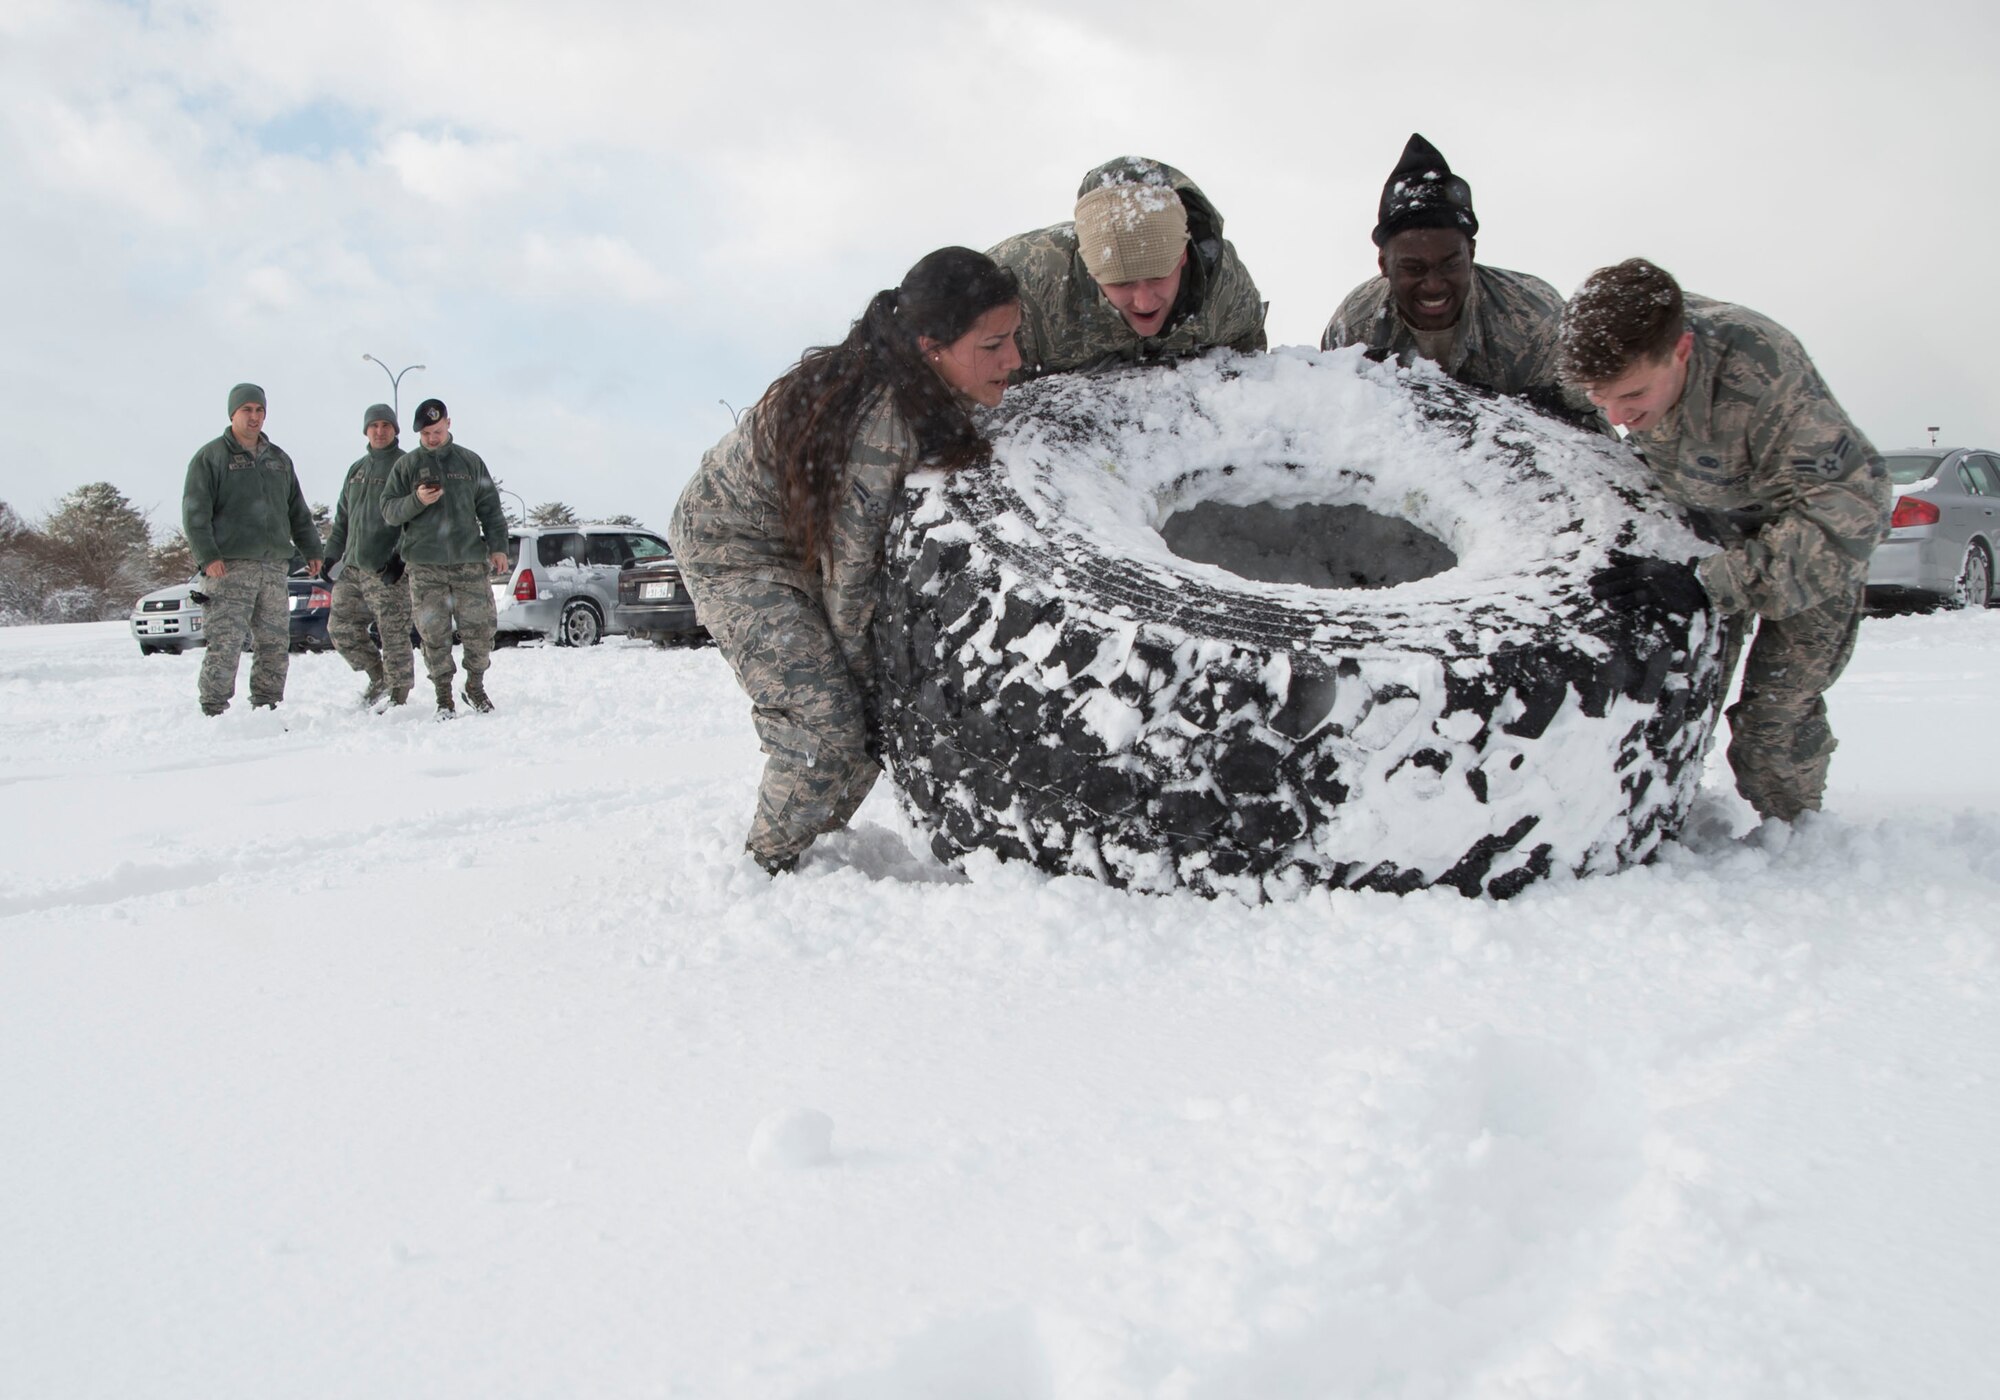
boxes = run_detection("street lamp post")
[495,484,529,526]
[362,354,425,423]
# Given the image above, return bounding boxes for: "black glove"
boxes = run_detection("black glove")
[1590,553,1707,617]
[383,554,406,584]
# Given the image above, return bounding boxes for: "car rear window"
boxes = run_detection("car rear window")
[1883,455,1944,486]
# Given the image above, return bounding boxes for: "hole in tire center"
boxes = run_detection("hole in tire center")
[1159,500,1457,590]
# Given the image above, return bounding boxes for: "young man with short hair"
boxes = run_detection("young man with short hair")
[1558,258,1891,828]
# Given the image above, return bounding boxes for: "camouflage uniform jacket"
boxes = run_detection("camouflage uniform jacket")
[322,442,405,572]
[670,395,921,695]
[1623,296,1890,620]
[1321,263,1566,399]
[989,158,1267,381]
[181,430,322,569]
[381,438,508,566]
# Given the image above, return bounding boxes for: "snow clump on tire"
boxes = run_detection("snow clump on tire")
[874,349,1727,901]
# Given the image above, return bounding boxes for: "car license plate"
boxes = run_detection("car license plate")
[639,581,676,600]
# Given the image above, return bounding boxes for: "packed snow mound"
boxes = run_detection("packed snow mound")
[748,1108,836,1170]
[875,349,1728,901]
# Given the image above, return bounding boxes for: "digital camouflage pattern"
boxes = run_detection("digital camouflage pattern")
[181,431,321,569]
[323,442,405,573]
[1321,262,1568,399]
[988,157,1266,382]
[329,564,415,698]
[668,394,921,863]
[691,575,879,863]
[1620,295,1890,821]
[196,558,290,712]
[1715,587,1864,822]
[1621,296,1890,620]
[407,561,498,686]
[381,438,509,566]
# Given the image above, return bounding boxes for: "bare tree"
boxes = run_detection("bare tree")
[148,529,197,585]
[0,501,47,624]
[37,483,154,620]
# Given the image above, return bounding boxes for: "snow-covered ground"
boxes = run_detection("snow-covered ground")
[3,615,1996,1399]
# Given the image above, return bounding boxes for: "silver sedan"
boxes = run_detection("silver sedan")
[1866,447,2000,609]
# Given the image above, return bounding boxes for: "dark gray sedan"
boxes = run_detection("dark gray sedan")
[1866,447,2000,609]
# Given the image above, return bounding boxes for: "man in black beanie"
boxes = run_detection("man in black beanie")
[381,398,509,717]
[1322,134,1570,406]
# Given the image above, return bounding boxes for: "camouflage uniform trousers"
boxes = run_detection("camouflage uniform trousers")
[1716,583,1865,822]
[196,557,290,712]
[688,571,878,864]
[328,565,416,694]
[407,561,498,684]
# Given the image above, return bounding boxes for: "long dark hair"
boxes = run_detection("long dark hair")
[755,246,1019,568]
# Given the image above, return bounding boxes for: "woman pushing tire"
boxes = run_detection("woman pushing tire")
[668,247,1023,874]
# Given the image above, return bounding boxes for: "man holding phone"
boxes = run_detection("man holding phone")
[382,397,510,717]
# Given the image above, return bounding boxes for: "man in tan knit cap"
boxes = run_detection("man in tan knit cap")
[989,156,1266,381]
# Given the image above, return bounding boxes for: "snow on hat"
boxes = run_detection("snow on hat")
[1372,133,1478,247]
[227,383,266,416]
[1074,181,1189,285]
[364,403,397,430]
[412,398,448,429]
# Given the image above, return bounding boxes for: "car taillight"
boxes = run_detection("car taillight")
[514,569,537,601]
[308,586,332,609]
[1890,496,1940,529]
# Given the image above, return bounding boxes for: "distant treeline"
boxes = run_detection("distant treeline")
[0,484,210,625]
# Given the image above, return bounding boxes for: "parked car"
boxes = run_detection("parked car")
[494,524,676,646]
[288,566,333,651]
[617,553,709,646]
[130,562,332,655]
[1866,447,2000,610]
[131,577,206,654]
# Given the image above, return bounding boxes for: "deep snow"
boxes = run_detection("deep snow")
[2,615,1997,1398]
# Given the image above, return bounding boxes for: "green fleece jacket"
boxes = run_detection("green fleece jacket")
[181,430,322,568]
[381,438,508,566]
[322,442,405,572]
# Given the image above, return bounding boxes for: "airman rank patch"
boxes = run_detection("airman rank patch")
[1791,433,1851,480]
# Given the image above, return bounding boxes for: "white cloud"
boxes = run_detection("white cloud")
[512,233,678,306]
[380,130,528,205]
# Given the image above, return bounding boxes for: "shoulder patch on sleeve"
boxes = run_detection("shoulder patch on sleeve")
[1791,433,1852,480]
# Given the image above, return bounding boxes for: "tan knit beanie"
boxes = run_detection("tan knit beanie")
[1073,182,1189,284]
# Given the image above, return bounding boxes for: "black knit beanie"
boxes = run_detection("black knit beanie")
[1372,134,1477,247]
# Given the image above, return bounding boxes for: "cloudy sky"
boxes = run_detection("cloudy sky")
[3,0,1994,535]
